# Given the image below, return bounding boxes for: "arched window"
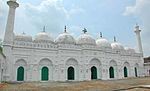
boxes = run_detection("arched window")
[17,66,24,81]
[41,66,49,81]
[135,67,138,77]
[109,66,114,78]
[67,66,74,80]
[124,67,128,77]
[91,66,97,79]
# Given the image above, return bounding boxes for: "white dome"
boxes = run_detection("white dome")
[15,33,32,42]
[77,33,96,45]
[96,38,111,48]
[111,42,124,50]
[34,31,54,43]
[55,32,76,44]
[125,47,135,53]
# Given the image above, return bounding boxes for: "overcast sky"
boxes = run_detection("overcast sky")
[0,0,150,57]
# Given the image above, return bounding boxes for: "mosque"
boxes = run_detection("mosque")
[0,0,145,82]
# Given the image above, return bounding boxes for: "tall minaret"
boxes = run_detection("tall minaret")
[3,0,19,81]
[3,0,19,45]
[134,24,143,54]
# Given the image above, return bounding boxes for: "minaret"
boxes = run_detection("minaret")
[3,0,19,81]
[3,0,19,45]
[134,24,143,54]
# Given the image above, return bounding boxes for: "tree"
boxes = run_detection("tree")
[0,39,3,53]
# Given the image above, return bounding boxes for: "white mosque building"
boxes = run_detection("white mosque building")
[1,0,145,82]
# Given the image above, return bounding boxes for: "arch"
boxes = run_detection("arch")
[41,66,49,81]
[123,62,130,77]
[89,58,101,65]
[66,58,78,65]
[67,66,74,80]
[17,66,24,81]
[109,66,114,78]
[124,67,128,77]
[39,58,52,66]
[134,63,139,77]
[91,66,97,79]
[109,60,117,66]
[124,62,130,67]
[15,59,27,66]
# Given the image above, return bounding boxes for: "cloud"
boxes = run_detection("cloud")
[124,0,150,57]
[0,0,84,39]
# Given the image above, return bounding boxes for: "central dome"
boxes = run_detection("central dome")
[55,26,76,44]
[55,32,76,44]
[96,38,111,48]
[34,31,54,43]
[77,33,96,45]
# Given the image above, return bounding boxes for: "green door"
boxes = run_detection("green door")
[135,67,137,77]
[41,67,49,81]
[109,67,114,78]
[67,67,74,80]
[17,66,24,81]
[91,66,97,79]
[124,67,128,77]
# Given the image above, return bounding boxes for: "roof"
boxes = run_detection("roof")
[144,56,150,63]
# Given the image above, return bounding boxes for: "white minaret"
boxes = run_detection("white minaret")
[3,0,19,81]
[3,0,19,44]
[134,24,143,54]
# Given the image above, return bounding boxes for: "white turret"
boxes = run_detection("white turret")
[134,24,143,54]
[3,0,19,45]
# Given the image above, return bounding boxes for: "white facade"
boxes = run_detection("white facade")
[2,0,145,82]
[0,53,6,82]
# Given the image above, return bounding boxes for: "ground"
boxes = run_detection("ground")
[0,77,150,91]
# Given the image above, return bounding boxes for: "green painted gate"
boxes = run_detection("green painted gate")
[135,67,137,77]
[124,67,128,77]
[41,67,49,81]
[91,66,97,79]
[67,67,74,80]
[109,67,114,78]
[17,66,24,81]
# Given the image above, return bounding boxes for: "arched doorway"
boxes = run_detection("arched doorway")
[17,66,24,81]
[67,67,74,80]
[124,67,128,77]
[109,66,114,78]
[91,66,97,79]
[135,67,137,77]
[41,67,49,81]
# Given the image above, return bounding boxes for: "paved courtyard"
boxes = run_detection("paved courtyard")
[0,77,150,91]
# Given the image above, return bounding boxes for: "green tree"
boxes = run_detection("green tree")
[0,39,3,53]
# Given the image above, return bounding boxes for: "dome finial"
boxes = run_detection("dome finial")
[64,25,67,33]
[82,28,87,34]
[43,26,46,32]
[22,32,25,35]
[135,23,139,30]
[100,32,102,38]
[114,36,116,42]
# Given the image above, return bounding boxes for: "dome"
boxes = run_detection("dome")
[15,33,32,42]
[96,38,111,48]
[125,47,135,53]
[34,31,54,43]
[111,42,124,50]
[77,33,96,45]
[55,32,76,44]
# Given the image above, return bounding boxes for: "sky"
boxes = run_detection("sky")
[0,0,150,57]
